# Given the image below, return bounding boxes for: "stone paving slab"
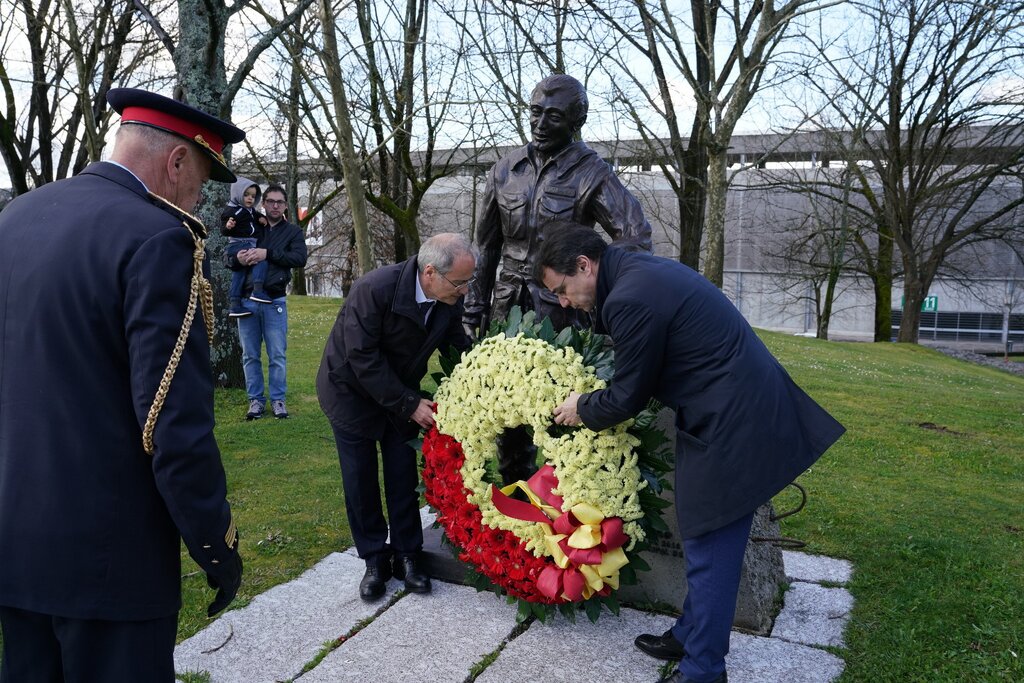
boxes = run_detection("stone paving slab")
[783,551,853,585]
[299,580,518,682]
[728,632,845,682]
[771,582,854,648]
[476,607,674,683]
[175,552,402,683]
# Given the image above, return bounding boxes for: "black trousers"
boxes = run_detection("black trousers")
[332,423,423,561]
[0,606,177,683]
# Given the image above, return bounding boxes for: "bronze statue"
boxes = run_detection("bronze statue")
[463,74,654,484]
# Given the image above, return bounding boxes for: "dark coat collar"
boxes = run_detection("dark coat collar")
[81,161,149,198]
[506,140,597,171]
[595,245,626,320]
[392,255,430,327]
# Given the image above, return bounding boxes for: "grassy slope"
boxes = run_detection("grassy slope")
[760,334,1023,680]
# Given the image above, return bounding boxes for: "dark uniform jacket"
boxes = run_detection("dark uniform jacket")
[227,217,307,299]
[316,256,471,440]
[577,247,846,539]
[465,141,653,327]
[0,162,238,620]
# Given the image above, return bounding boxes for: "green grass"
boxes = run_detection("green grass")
[177,300,1024,680]
[3,296,1021,682]
[759,334,1023,681]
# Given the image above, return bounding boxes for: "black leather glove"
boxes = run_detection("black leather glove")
[206,540,243,617]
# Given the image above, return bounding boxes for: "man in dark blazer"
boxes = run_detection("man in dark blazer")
[0,89,243,680]
[535,224,845,683]
[317,233,476,601]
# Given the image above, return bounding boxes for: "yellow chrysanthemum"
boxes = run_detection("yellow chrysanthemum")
[434,333,647,556]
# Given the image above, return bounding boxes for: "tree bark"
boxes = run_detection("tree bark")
[320,0,374,275]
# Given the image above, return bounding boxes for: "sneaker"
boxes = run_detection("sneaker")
[245,399,265,421]
[250,290,273,304]
[271,400,289,419]
[228,304,252,318]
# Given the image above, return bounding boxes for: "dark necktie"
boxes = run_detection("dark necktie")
[418,300,434,324]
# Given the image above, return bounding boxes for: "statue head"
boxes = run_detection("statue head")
[529,75,588,157]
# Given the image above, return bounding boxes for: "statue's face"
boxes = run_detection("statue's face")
[529,88,579,156]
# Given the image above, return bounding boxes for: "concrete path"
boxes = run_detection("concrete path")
[176,512,853,683]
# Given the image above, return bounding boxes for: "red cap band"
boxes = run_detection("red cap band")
[121,106,225,155]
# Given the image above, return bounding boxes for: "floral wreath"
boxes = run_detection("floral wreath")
[421,308,671,623]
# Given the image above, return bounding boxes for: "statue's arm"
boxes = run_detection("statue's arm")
[589,171,654,253]
[464,171,502,329]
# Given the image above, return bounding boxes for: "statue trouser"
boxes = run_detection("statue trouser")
[495,285,590,486]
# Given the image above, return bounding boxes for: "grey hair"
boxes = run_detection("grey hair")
[417,232,478,273]
[116,122,182,154]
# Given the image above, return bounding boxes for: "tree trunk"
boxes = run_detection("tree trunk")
[175,0,244,387]
[897,276,926,344]
[320,0,374,275]
[702,150,728,287]
[873,224,894,342]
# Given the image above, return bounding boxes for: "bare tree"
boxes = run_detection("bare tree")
[0,0,159,195]
[798,0,1024,343]
[135,0,314,384]
[585,0,841,286]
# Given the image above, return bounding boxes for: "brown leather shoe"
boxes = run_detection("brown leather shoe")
[635,629,686,661]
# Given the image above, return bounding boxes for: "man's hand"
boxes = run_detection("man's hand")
[206,542,243,617]
[237,248,267,266]
[411,398,435,430]
[553,391,583,426]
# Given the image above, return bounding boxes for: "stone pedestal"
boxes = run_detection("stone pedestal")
[614,499,784,635]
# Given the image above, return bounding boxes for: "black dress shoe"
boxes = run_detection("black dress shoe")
[656,670,727,683]
[394,554,431,594]
[359,558,392,602]
[635,629,686,661]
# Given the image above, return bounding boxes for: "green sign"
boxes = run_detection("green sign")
[900,295,939,312]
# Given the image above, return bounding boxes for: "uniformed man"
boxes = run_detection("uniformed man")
[0,89,243,681]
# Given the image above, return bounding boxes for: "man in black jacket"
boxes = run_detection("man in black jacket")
[0,88,242,681]
[231,184,308,420]
[536,224,845,683]
[316,233,476,601]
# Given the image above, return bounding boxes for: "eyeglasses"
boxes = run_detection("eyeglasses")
[264,199,286,206]
[439,272,476,290]
[552,272,568,295]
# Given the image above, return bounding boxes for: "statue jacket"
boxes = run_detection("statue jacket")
[465,141,653,326]
[577,246,846,539]
[0,162,238,620]
[316,255,471,440]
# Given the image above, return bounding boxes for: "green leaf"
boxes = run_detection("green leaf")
[602,594,621,616]
[538,315,556,341]
[554,326,574,347]
[630,554,651,571]
[558,602,578,623]
[516,599,532,623]
[584,598,602,623]
[504,306,523,337]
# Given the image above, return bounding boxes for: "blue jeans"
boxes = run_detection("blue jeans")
[226,238,267,300]
[237,297,288,403]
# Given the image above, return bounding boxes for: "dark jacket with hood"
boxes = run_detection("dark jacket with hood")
[220,176,266,240]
